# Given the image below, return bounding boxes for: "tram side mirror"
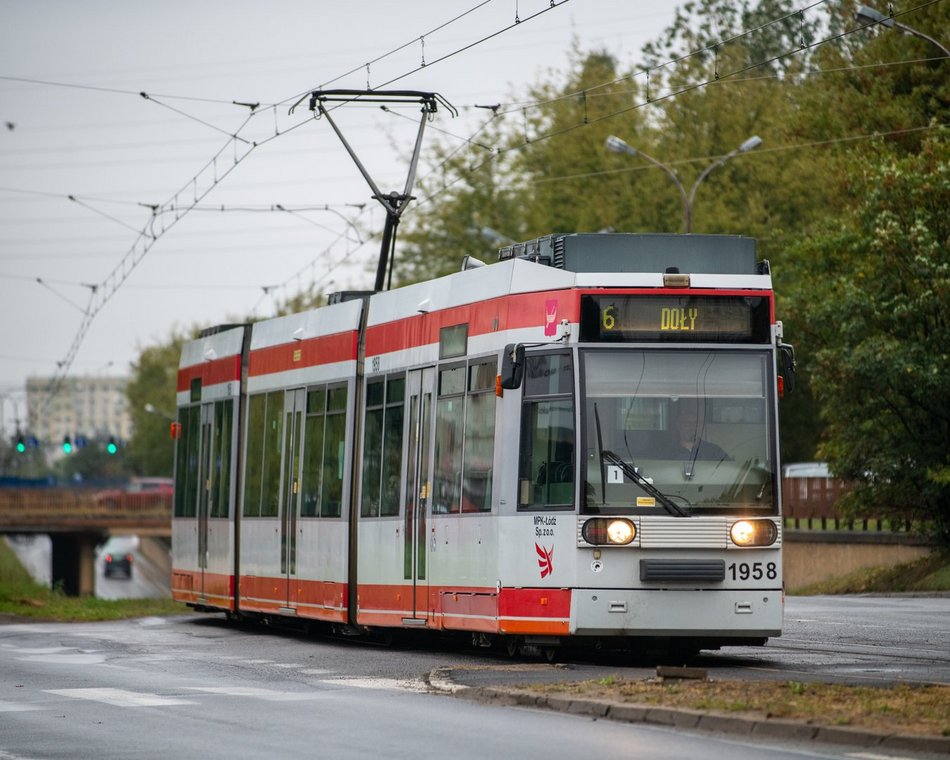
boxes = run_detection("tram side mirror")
[779,343,796,395]
[500,343,525,390]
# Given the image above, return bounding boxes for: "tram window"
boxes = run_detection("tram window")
[440,323,468,359]
[361,375,405,518]
[462,360,497,512]
[380,378,404,516]
[242,394,265,517]
[260,391,283,517]
[519,401,575,507]
[581,350,776,514]
[433,398,464,514]
[469,361,496,392]
[519,352,575,509]
[302,390,326,518]
[322,386,347,517]
[300,384,347,519]
[525,353,573,396]
[211,400,232,518]
[175,404,200,518]
[361,380,385,518]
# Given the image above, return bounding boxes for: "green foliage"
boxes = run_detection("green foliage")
[788,135,950,544]
[397,114,526,284]
[125,335,191,477]
[640,0,831,78]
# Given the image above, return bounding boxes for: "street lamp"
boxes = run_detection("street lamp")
[855,4,950,57]
[605,134,762,233]
[144,403,175,423]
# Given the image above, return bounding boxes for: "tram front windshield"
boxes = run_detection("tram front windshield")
[583,350,777,516]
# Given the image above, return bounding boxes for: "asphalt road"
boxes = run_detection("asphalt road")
[5,606,946,760]
[436,594,950,691]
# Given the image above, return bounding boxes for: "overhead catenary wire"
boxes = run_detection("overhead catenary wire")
[26,0,945,410]
[34,0,574,406]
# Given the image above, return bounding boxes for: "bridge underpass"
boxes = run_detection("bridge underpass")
[0,488,170,596]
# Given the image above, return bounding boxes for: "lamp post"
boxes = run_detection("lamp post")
[605,134,762,233]
[855,4,950,57]
[144,403,175,423]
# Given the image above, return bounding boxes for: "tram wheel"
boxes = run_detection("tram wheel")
[505,637,522,658]
[541,645,559,664]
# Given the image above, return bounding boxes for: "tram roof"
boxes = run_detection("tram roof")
[498,233,762,275]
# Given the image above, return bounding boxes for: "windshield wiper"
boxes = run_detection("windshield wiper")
[601,449,690,518]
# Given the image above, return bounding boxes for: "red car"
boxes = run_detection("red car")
[94,477,173,510]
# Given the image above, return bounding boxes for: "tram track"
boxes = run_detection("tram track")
[763,637,950,664]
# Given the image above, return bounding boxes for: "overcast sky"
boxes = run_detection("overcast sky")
[0,0,678,433]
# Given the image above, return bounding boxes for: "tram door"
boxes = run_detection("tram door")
[196,403,214,597]
[279,389,306,610]
[403,367,435,623]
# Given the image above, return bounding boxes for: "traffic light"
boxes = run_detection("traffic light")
[15,435,26,454]
[106,437,118,455]
[62,435,73,454]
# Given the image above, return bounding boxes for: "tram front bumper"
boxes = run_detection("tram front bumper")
[571,587,782,638]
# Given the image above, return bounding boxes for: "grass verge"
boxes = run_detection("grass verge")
[0,539,187,621]
[526,677,950,737]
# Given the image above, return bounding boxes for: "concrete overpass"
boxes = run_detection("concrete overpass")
[0,488,170,596]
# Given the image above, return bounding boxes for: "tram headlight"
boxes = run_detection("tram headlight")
[730,519,777,547]
[583,518,636,546]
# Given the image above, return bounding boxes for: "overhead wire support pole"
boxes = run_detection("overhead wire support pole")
[306,89,457,291]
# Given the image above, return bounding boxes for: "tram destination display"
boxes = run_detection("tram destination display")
[580,294,770,343]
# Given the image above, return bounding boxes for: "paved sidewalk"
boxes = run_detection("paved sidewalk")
[427,667,950,757]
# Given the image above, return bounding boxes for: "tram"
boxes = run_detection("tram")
[172,233,794,655]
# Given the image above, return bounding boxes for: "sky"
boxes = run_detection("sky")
[0,0,680,434]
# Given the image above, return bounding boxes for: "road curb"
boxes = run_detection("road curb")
[427,668,950,755]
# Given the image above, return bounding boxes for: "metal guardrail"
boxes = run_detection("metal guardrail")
[0,488,171,535]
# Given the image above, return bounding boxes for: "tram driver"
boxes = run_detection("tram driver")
[668,406,731,463]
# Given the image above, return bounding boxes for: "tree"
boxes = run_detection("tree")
[396,113,526,284]
[786,134,950,544]
[125,334,190,477]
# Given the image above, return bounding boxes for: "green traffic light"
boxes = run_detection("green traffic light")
[107,439,118,455]
[63,436,72,454]
[16,438,26,454]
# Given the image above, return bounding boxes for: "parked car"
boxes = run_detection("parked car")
[100,536,138,579]
[94,477,173,510]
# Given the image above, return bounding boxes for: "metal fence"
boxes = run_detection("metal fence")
[782,476,915,533]
[0,487,170,534]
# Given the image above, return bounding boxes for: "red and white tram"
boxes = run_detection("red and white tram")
[172,233,794,655]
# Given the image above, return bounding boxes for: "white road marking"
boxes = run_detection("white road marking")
[320,677,429,693]
[21,653,106,665]
[184,686,324,701]
[45,688,197,707]
[0,700,41,712]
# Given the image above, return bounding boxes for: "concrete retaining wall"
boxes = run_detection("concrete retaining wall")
[784,532,933,590]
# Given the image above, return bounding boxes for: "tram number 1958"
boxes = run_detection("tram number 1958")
[728,561,778,581]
